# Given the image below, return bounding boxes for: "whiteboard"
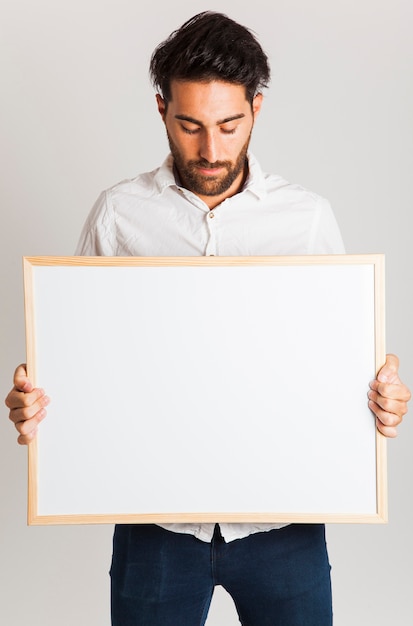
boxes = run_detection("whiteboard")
[23,255,387,525]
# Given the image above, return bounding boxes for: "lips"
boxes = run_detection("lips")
[197,166,224,176]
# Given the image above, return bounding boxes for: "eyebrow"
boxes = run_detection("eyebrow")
[174,113,246,126]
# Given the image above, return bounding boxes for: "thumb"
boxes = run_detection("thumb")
[13,363,34,393]
[377,354,401,384]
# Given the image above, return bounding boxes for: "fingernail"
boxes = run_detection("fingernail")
[38,409,47,420]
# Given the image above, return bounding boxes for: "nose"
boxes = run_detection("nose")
[199,130,218,164]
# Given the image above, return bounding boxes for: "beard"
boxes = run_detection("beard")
[167,133,251,197]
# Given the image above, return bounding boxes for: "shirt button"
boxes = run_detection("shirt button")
[209,211,215,218]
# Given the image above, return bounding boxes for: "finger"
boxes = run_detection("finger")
[13,407,47,438]
[17,426,39,446]
[369,400,403,436]
[8,393,50,425]
[368,389,408,418]
[375,418,398,439]
[5,386,48,411]
[369,380,411,402]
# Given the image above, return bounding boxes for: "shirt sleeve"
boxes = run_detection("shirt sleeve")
[308,197,346,254]
[75,190,116,256]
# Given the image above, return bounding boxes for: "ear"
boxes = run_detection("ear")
[252,93,263,119]
[156,94,167,122]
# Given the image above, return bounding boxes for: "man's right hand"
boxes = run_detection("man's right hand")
[5,364,50,445]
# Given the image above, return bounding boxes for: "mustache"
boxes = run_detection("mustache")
[189,159,231,169]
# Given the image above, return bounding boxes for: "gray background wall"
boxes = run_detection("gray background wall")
[1,1,412,624]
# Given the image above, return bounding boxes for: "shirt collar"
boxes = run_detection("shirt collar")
[241,152,268,200]
[153,154,176,194]
[152,152,268,200]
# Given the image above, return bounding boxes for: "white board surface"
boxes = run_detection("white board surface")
[24,255,386,524]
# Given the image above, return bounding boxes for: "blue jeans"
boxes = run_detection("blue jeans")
[110,523,332,625]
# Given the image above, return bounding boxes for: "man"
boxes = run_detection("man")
[5,11,410,626]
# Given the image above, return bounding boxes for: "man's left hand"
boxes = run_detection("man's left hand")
[368,354,410,437]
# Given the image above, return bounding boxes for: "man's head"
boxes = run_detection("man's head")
[150,13,270,208]
[149,11,270,107]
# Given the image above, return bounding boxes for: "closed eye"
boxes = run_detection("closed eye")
[181,125,201,135]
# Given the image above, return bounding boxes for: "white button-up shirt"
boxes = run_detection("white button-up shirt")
[76,153,345,543]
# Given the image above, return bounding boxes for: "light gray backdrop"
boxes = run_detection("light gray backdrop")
[1,1,411,624]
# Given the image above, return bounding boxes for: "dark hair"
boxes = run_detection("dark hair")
[149,11,270,104]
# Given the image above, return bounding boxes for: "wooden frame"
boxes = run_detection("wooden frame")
[24,254,387,525]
